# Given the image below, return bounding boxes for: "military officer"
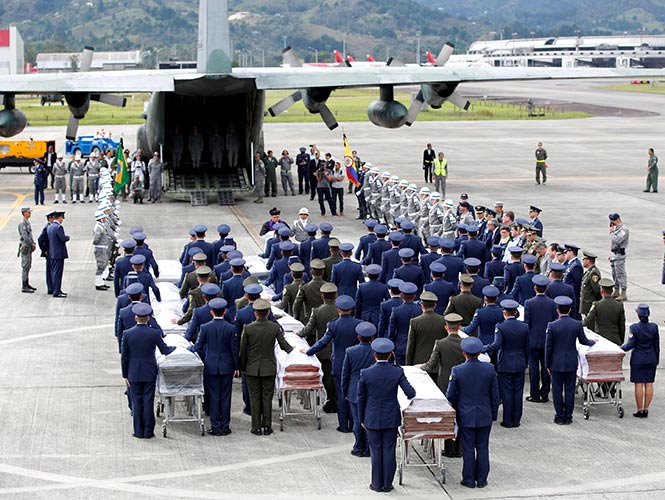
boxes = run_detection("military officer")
[180,253,214,298]
[379,232,404,283]
[446,337,499,488]
[463,257,490,299]
[534,141,548,185]
[92,210,112,291]
[342,322,377,457]
[424,262,455,315]
[84,151,101,203]
[645,147,658,193]
[355,220,378,261]
[545,296,596,424]
[484,246,506,282]
[546,262,577,317]
[406,291,447,368]
[435,238,464,289]
[583,278,626,346]
[37,210,56,294]
[299,282,339,412]
[393,248,426,295]
[563,243,583,317]
[52,154,68,204]
[184,283,220,342]
[510,254,537,305]
[445,275,482,326]
[68,155,85,203]
[133,232,160,278]
[176,267,216,326]
[419,236,441,284]
[462,285,504,346]
[264,241,296,295]
[293,258,326,324]
[358,338,416,492]
[420,312,465,456]
[378,279,403,338]
[355,264,389,326]
[124,254,161,304]
[458,224,489,273]
[190,298,239,436]
[362,224,390,266]
[503,246,526,292]
[331,243,365,297]
[400,220,427,255]
[240,299,293,435]
[115,283,164,349]
[121,303,176,438]
[299,223,318,272]
[310,222,333,260]
[305,295,362,432]
[278,262,305,315]
[608,213,629,301]
[529,205,544,237]
[580,250,602,315]
[483,300,529,428]
[387,282,422,365]
[524,275,558,403]
[321,238,341,282]
[18,207,37,293]
[47,211,70,298]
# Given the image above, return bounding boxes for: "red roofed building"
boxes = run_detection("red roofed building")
[0,26,25,75]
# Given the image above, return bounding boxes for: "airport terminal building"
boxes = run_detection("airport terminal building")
[461,35,665,69]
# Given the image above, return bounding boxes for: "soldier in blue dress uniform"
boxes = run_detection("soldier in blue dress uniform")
[510,253,537,305]
[332,243,365,297]
[483,245,506,283]
[362,224,390,266]
[435,238,464,289]
[446,337,499,489]
[462,285,504,346]
[358,338,416,492]
[378,279,403,337]
[563,243,583,318]
[355,219,378,261]
[424,262,455,315]
[393,248,426,294]
[311,222,334,260]
[355,264,389,326]
[545,296,595,424]
[387,282,421,365]
[464,257,490,298]
[419,236,441,283]
[503,246,525,292]
[299,223,318,273]
[379,232,404,283]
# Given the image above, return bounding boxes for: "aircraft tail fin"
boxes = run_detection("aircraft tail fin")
[367,54,376,62]
[197,0,232,73]
[334,50,344,63]
[426,51,436,65]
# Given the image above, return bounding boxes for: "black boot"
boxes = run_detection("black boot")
[27,283,37,291]
[22,281,34,293]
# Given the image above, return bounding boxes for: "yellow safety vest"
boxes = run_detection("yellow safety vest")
[433,158,447,176]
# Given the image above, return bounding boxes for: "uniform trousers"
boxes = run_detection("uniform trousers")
[498,372,525,426]
[317,187,336,216]
[308,173,318,199]
[208,374,233,432]
[20,248,32,283]
[71,177,84,200]
[45,258,53,293]
[433,175,446,197]
[281,172,295,195]
[394,353,406,366]
[50,258,65,296]
[348,402,368,455]
[459,425,492,486]
[610,256,627,289]
[172,149,183,169]
[246,375,275,430]
[191,150,202,168]
[54,176,67,194]
[646,167,658,192]
[34,185,45,205]
[529,347,550,400]
[535,162,547,184]
[320,359,337,409]
[366,427,398,490]
[227,147,238,168]
[423,163,432,183]
[297,167,309,194]
[551,370,576,422]
[254,176,265,200]
[149,178,161,201]
[264,170,277,196]
[357,191,368,219]
[333,375,353,431]
[129,380,157,438]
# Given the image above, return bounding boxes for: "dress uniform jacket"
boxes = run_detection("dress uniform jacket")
[462,304,504,344]
[468,273,490,299]
[524,294,558,349]
[298,302,338,357]
[179,268,218,299]
[123,271,161,304]
[115,302,163,344]
[422,334,465,392]
[393,263,426,295]
[419,251,441,284]
[362,238,390,266]
[583,297,626,345]
[546,280,578,317]
[484,258,506,283]
[580,265,602,315]
[380,247,401,283]
[458,238,489,269]
[322,254,342,282]
[260,235,278,258]
[267,240,299,269]
[311,235,332,261]
[240,319,293,376]
[192,318,240,374]
[424,278,456,315]
[388,301,422,362]
[485,318,530,373]
[265,256,291,295]
[235,303,277,337]
[299,236,316,272]
[358,362,416,429]
[47,220,69,259]
[545,315,595,372]
[115,293,148,324]
[563,258,583,314]
[184,303,214,342]
[178,263,195,288]
[406,311,447,366]
[511,271,536,305]
[356,233,377,261]
[114,256,133,296]
[435,254,464,289]
[331,258,365,297]
[134,245,159,277]
[121,324,175,382]
[221,274,246,321]
[445,292,482,326]
[446,359,499,427]
[503,261,525,292]
[308,315,363,375]
[378,297,402,338]
[355,280,390,326]
[341,343,375,404]
[185,239,215,268]
[293,277,325,324]
[401,234,427,256]
[279,278,304,315]
[622,322,660,368]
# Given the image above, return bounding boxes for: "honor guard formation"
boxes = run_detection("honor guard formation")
[16,138,663,493]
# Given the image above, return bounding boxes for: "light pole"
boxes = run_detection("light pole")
[282,36,287,49]
[308,46,319,64]
[416,31,421,65]
[259,49,265,67]
[154,47,168,69]
[342,34,346,60]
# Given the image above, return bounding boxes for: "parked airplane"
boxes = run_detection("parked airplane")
[0,0,663,199]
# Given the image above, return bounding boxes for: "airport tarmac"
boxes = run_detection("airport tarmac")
[0,80,664,499]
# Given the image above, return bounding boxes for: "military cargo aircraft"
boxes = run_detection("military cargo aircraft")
[0,0,663,200]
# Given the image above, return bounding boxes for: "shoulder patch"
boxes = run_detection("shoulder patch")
[591,275,599,283]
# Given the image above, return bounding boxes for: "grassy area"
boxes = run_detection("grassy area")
[602,82,665,94]
[16,88,588,127]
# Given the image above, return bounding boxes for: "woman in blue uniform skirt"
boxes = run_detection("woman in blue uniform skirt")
[621,304,660,418]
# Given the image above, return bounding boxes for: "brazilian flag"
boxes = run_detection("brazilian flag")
[113,139,129,194]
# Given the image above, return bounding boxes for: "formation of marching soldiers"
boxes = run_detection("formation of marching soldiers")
[91,167,122,290]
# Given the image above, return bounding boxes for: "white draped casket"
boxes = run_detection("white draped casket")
[577,329,626,381]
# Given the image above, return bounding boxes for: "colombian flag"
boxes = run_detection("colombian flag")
[343,133,359,187]
[113,139,130,194]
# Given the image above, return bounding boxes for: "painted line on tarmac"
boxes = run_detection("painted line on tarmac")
[0,323,113,346]
[229,204,265,252]
[0,191,28,233]
[0,444,350,497]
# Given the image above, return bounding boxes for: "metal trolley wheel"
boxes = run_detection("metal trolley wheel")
[398,463,404,485]
[583,407,590,420]
[162,424,167,438]
[617,406,624,418]
[200,422,206,436]
[441,466,446,484]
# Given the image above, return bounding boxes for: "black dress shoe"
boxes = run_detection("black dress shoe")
[500,422,512,428]
[633,410,645,418]
[351,450,364,457]
[143,433,154,439]
[250,428,263,436]
[27,284,37,291]
[96,286,109,291]
[263,427,273,435]
[541,398,549,403]
[477,481,488,488]
[369,484,381,492]
[526,396,541,402]
[53,293,67,298]
[383,485,394,492]
[207,428,221,436]
[220,429,232,436]
[22,288,35,293]
[336,426,352,433]
[643,410,649,418]
[133,434,143,439]
[460,480,476,488]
